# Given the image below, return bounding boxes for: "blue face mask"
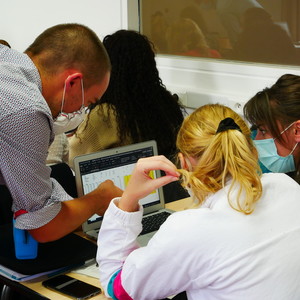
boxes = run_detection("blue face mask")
[251,124,298,174]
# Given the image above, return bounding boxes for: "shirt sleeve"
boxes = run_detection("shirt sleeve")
[97,198,142,297]
[97,199,194,300]
[0,106,72,230]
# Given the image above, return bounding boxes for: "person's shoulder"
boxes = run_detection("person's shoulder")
[165,207,217,230]
[91,103,116,117]
[262,172,294,180]
[261,172,300,188]
[154,206,232,251]
[1,47,34,69]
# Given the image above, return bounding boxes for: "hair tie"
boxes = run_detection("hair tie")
[216,117,242,134]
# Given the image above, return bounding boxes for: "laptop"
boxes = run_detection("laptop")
[73,140,174,246]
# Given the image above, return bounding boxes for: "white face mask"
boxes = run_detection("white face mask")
[53,79,85,135]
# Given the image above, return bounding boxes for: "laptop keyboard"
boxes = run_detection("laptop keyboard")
[140,211,172,235]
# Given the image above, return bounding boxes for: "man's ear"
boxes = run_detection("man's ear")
[294,120,300,143]
[64,72,83,90]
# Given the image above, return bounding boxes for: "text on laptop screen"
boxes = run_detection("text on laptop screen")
[79,146,160,224]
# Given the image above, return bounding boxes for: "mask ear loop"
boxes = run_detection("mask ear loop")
[275,121,298,155]
[61,81,67,111]
[80,79,85,110]
[55,80,67,121]
[289,142,298,155]
[279,121,295,135]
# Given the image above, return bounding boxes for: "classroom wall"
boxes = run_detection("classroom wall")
[0,0,127,51]
[156,55,300,115]
[1,0,300,114]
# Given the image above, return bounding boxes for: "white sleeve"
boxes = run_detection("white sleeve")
[97,198,143,296]
[97,200,195,300]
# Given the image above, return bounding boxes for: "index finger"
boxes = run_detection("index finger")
[137,156,180,178]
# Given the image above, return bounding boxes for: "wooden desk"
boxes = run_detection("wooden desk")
[166,197,192,212]
[16,198,192,299]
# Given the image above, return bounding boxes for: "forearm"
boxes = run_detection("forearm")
[97,199,143,297]
[98,200,185,300]
[30,196,98,242]
[98,157,181,299]
[30,180,123,242]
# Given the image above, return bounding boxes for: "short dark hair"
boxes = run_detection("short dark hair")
[25,23,111,88]
[0,39,11,48]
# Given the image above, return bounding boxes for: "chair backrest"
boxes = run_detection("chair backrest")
[50,163,77,198]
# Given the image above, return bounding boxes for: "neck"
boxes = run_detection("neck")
[39,69,64,118]
[29,55,61,118]
[42,78,61,118]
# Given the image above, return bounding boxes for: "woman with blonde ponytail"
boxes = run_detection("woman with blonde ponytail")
[97,104,300,300]
[177,104,262,213]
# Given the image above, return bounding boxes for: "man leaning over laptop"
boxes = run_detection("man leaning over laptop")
[0,23,122,243]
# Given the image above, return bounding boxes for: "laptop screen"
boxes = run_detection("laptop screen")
[74,141,163,226]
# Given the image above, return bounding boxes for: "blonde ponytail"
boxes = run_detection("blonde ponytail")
[177,104,262,214]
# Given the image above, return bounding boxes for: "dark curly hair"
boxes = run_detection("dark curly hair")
[89,30,185,160]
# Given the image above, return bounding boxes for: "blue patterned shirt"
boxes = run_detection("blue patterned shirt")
[0,45,72,230]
